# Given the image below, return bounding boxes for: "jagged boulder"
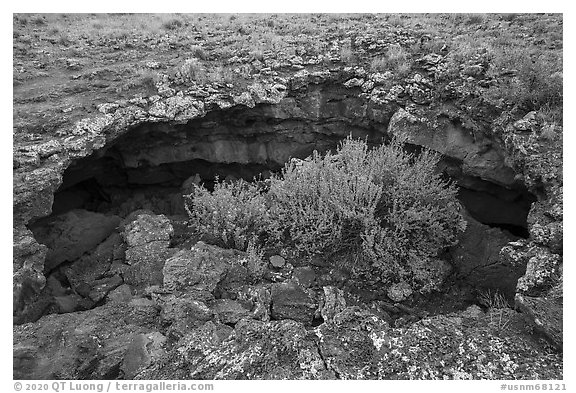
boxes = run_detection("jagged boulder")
[13,227,47,322]
[13,299,160,379]
[122,213,174,288]
[31,209,121,271]
[63,233,125,302]
[271,280,318,325]
[139,319,331,380]
[121,332,167,379]
[450,212,521,297]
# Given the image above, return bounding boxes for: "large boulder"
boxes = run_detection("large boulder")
[13,298,160,379]
[271,280,318,325]
[162,242,246,300]
[13,227,47,322]
[450,212,521,297]
[122,213,174,288]
[30,209,121,270]
[63,233,125,302]
[502,240,563,349]
[139,319,332,380]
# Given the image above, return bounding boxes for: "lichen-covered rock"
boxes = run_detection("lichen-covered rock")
[271,280,318,325]
[159,294,213,339]
[508,245,561,296]
[527,200,563,254]
[31,209,121,270]
[319,286,347,322]
[135,321,234,380]
[315,306,561,379]
[387,281,413,302]
[122,213,174,288]
[314,307,391,379]
[143,318,331,379]
[13,227,47,322]
[210,299,252,325]
[516,294,562,350]
[162,242,237,299]
[13,299,160,379]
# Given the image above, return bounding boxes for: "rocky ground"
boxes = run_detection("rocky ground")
[13,13,563,380]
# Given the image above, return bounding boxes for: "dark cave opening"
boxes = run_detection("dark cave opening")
[23,115,539,325]
[42,122,537,237]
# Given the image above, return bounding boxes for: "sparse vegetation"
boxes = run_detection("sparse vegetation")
[370,44,411,76]
[479,289,513,334]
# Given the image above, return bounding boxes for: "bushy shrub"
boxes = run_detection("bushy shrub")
[162,17,183,30]
[180,58,207,83]
[266,137,465,286]
[185,137,465,290]
[185,179,269,251]
[370,44,410,76]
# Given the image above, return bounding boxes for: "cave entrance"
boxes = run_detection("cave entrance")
[22,111,539,325]
[43,117,536,236]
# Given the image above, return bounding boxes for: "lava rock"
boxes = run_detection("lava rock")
[13,299,160,379]
[159,294,214,338]
[13,227,47,321]
[136,321,235,380]
[63,233,124,299]
[162,243,229,299]
[450,212,521,298]
[210,299,252,325]
[31,209,121,270]
[121,332,167,379]
[140,318,331,379]
[388,108,517,187]
[292,266,316,288]
[386,281,413,302]
[516,294,562,350]
[271,280,318,325]
[107,284,133,303]
[319,286,347,322]
[269,255,285,268]
[122,213,174,288]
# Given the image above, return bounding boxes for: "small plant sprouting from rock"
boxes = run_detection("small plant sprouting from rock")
[478,289,513,334]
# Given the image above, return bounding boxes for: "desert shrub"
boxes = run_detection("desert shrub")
[162,17,183,30]
[465,14,487,25]
[266,137,465,286]
[486,50,562,112]
[184,137,465,290]
[190,45,208,60]
[370,44,410,76]
[185,179,269,251]
[180,58,207,84]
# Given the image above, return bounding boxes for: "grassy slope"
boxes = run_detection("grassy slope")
[13,13,562,140]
